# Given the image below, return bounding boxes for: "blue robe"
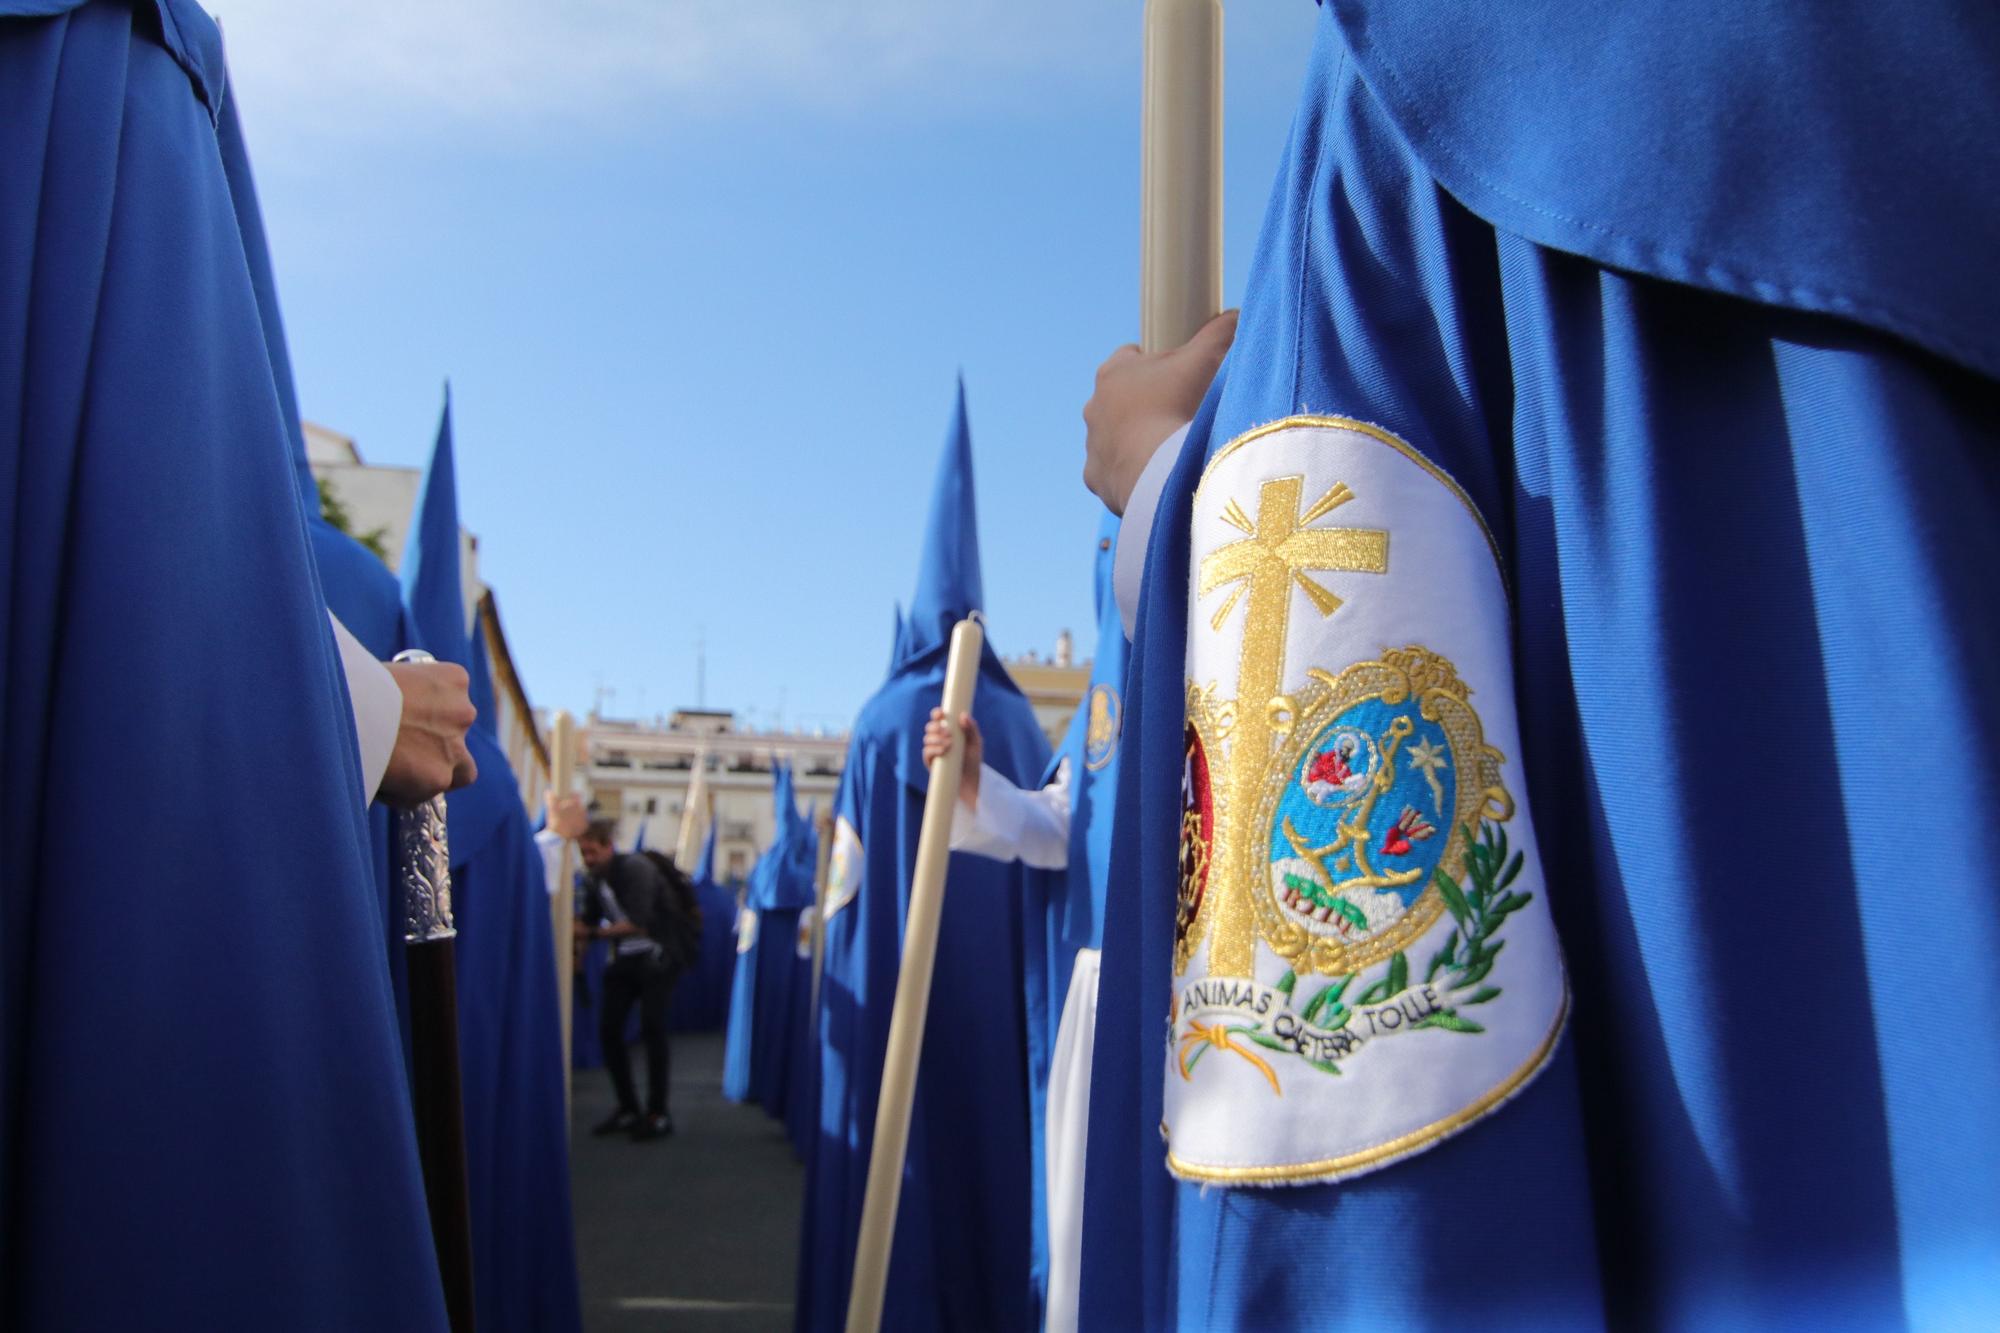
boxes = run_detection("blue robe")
[799,664,1051,1332]
[783,907,818,1158]
[572,934,610,1070]
[666,874,740,1032]
[797,383,1054,1330]
[725,768,817,1115]
[721,900,760,1102]
[446,749,583,1333]
[1018,512,1125,1323]
[0,2,444,1324]
[1085,4,2000,1329]
[221,58,581,1333]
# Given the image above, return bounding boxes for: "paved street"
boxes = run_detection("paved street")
[572,1032,803,1333]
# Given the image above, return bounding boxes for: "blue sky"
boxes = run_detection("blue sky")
[227,1,1319,733]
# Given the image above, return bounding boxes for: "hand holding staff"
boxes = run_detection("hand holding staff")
[845,616,985,1333]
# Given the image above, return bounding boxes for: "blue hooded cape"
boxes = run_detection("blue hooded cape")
[403,399,581,1333]
[783,801,826,1157]
[0,2,445,1324]
[796,383,1053,1331]
[723,762,817,1113]
[1083,4,1999,1329]
[667,819,740,1032]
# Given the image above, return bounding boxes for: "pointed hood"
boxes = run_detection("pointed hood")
[401,389,468,667]
[772,759,798,835]
[748,760,816,910]
[890,603,907,672]
[904,378,983,661]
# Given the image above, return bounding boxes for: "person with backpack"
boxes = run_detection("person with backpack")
[577,820,700,1140]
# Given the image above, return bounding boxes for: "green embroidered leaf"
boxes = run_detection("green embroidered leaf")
[1301,976,1351,1024]
[1453,957,1495,989]
[1434,870,1472,927]
[1492,891,1532,917]
[1419,1011,1486,1034]
[1242,1030,1290,1053]
[1330,898,1370,932]
[1355,977,1393,1006]
[1324,1007,1352,1031]
[1425,935,1459,983]
[1500,851,1524,889]
[1458,986,1501,1006]
[1386,951,1409,997]
[1306,1059,1342,1076]
[1275,970,1297,997]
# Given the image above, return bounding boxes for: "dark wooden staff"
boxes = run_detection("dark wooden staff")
[394,648,476,1333]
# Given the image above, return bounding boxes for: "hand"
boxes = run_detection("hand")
[922,707,983,809]
[546,792,588,839]
[1081,309,1238,514]
[378,659,478,807]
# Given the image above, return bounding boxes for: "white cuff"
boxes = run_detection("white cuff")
[534,828,566,895]
[1114,423,1188,640]
[948,760,1071,870]
[331,612,402,803]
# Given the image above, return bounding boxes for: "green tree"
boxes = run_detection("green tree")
[316,476,391,563]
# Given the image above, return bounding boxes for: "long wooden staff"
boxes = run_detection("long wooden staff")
[1141,0,1224,353]
[393,649,476,1333]
[844,617,984,1333]
[548,709,577,1122]
[809,804,835,1024]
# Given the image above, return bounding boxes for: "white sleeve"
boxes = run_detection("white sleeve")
[1114,423,1190,640]
[947,759,1072,870]
[331,612,403,804]
[534,829,566,896]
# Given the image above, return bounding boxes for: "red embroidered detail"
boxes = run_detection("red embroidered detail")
[1382,805,1435,857]
[1307,747,1353,787]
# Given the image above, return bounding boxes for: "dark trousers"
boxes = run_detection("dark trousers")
[601,951,677,1115]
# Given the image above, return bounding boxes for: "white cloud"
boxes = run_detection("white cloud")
[213,0,1129,143]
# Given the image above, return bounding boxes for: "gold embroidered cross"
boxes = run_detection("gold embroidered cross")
[1198,475,1388,977]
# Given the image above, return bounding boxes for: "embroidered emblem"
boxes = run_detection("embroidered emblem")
[1177,648,1523,1086]
[822,816,862,919]
[1261,647,1509,977]
[1164,415,1569,1186]
[735,905,758,955]
[795,906,817,960]
[1084,683,1122,771]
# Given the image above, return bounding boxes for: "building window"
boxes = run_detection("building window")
[645,797,658,814]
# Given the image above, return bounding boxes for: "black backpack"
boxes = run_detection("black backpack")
[639,849,703,969]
